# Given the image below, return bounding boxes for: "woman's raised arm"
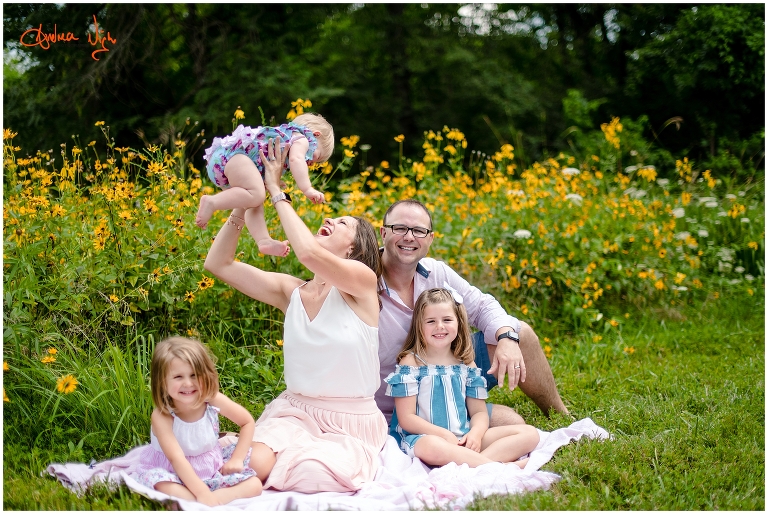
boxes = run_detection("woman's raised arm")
[260,139,377,301]
[203,207,300,312]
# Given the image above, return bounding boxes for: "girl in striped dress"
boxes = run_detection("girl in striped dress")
[136,337,263,506]
[385,287,540,468]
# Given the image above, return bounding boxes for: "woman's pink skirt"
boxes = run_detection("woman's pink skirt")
[252,391,388,493]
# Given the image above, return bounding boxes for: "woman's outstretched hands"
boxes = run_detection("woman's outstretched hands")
[260,138,288,195]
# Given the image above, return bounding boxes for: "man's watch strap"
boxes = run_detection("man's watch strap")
[497,330,520,344]
[271,191,292,205]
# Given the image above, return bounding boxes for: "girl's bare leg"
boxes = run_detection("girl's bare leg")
[154,481,196,500]
[211,476,263,503]
[248,442,277,485]
[413,435,495,468]
[196,154,266,229]
[244,206,290,257]
[479,425,540,466]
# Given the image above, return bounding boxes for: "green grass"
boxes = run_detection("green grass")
[4,291,763,510]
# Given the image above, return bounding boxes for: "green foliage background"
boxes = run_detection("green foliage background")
[4,3,765,179]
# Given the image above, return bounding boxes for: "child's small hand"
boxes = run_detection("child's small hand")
[458,430,483,452]
[440,429,460,445]
[196,490,220,507]
[304,188,325,204]
[220,458,245,475]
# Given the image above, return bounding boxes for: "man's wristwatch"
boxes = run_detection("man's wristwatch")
[497,330,520,344]
[270,191,292,206]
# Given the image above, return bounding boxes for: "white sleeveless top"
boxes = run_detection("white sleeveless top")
[283,285,380,398]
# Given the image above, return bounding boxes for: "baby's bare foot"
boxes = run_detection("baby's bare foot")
[258,238,290,257]
[196,195,215,228]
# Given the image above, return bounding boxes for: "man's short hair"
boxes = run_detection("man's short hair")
[383,199,433,230]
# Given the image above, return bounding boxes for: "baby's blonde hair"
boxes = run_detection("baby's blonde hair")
[292,112,335,163]
[398,288,475,365]
[150,337,219,415]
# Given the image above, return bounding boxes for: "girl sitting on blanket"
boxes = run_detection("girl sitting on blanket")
[136,337,263,506]
[385,287,540,468]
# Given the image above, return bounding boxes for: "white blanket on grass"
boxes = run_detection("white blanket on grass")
[47,417,609,510]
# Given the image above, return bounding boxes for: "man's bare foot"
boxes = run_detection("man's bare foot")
[258,238,290,257]
[196,195,215,228]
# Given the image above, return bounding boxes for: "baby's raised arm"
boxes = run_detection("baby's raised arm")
[287,138,325,204]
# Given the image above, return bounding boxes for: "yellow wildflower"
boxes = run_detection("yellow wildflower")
[276,339,284,346]
[344,149,355,158]
[623,346,635,354]
[2,361,8,371]
[610,319,619,327]
[394,134,405,143]
[197,276,214,290]
[3,389,8,402]
[48,348,57,355]
[41,356,56,364]
[654,280,665,290]
[543,345,552,358]
[56,374,79,394]
[3,128,18,140]
[520,304,529,316]
[109,294,119,303]
[748,241,758,250]
[380,161,390,169]
[234,108,245,120]
[340,135,360,148]
[184,291,195,303]
[95,121,105,126]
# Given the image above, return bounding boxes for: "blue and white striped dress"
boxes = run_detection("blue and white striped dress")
[384,357,488,458]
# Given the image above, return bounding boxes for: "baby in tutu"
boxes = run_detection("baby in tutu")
[196,113,334,257]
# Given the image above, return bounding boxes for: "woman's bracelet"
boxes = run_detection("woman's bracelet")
[226,216,243,231]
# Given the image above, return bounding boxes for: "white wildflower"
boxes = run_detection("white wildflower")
[672,208,685,218]
[698,229,709,238]
[698,197,716,204]
[738,191,745,197]
[513,229,532,239]
[725,193,736,200]
[565,193,583,206]
[746,274,755,282]
[717,248,735,262]
[656,178,670,186]
[717,211,728,217]
[729,279,741,285]
[506,189,525,196]
[624,165,638,174]
[675,231,690,240]
[561,167,580,176]
[741,218,750,223]
[706,202,719,208]
[735,266,745,274]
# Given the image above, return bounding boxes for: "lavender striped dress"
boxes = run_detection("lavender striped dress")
[136,404,256,491]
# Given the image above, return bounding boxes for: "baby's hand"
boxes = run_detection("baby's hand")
[220,458,245,475]
[304,188,325,204]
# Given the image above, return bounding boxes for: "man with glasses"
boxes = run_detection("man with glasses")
[376,199,569,427]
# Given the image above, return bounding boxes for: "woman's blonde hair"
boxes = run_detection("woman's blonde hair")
[292,112,335,163]
[398,288,474,365]
[150,337,219,415]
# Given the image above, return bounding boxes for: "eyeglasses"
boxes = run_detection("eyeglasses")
[383,224,433,238]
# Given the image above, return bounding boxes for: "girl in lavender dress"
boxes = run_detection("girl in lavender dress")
[136,337,263,506]
[195,113,333,258]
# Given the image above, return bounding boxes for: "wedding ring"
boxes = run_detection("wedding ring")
[514,365,521,369]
